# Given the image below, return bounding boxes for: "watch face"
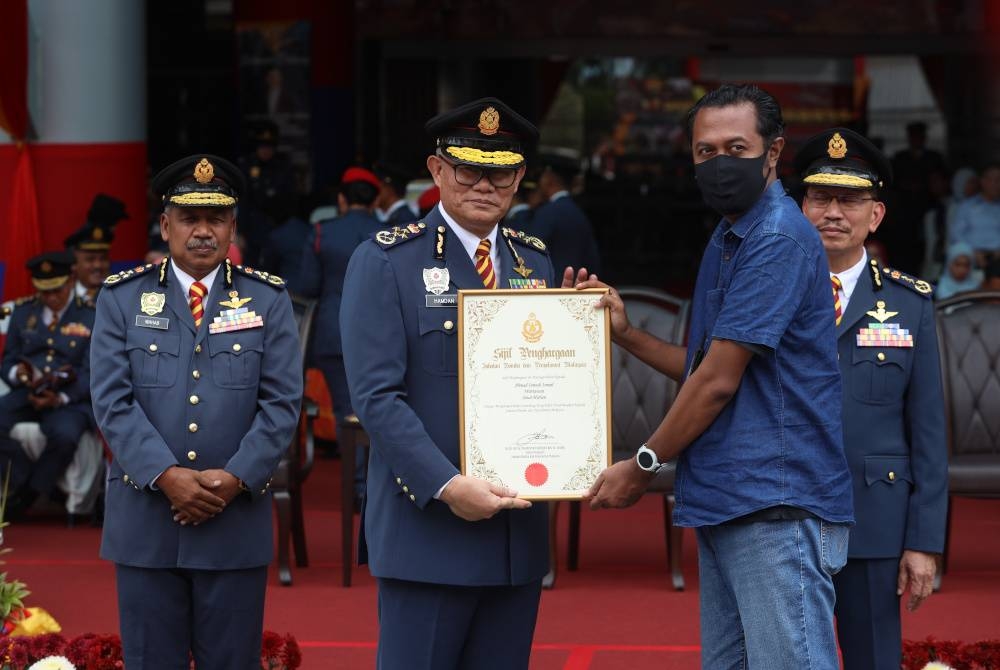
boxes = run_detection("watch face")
[637,449,655,469]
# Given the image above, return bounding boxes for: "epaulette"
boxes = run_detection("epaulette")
[374,222,427,249]
[14,295,37,306]
[235,265,286,288]
[103,264,155,287]
[882,266,933,297]
[501,226,547,253]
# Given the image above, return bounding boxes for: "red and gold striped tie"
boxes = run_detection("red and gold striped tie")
[475,239,497,289]
[189,281,207,328]
[831,275,843,326]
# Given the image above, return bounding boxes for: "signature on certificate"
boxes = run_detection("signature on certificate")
[516,429,556,446]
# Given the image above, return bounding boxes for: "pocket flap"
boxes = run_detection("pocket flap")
[125,329,180,356]
[417,308,457,336]
[207,331,264,356]
[864,455,912,486]
[852,346,907,367]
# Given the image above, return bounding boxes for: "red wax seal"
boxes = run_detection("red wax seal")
[524,463,548,487]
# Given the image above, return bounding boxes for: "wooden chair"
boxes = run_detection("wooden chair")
[272,294,318,585]
[935,291,1000,579]
[337,415,369,586]
[548,287,690,590]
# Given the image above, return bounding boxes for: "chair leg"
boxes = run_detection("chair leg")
[543,502,558,589]
[291,485,309,568]
[567,500,581,571]
[340,429,357,587]
[664,494,684,591]
[273,490,293,586]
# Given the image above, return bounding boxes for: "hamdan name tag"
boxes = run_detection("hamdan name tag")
[135,315,169,330]
[426,294,457,307]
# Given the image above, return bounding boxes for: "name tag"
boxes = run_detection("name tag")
[426,294,457,307]
[135,315,169,330]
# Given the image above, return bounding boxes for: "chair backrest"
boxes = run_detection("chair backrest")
[610,287,690,459]
[935,291,1000,456]
[288,293,318,374]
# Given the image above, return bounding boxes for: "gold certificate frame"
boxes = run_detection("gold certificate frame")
[458,289,612,501]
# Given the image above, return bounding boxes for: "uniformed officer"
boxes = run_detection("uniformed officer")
[0,251,94,517]
[796,128,948,670]
[374,161,417,226]
[89,154,302,669]
[340,97,554,670]
[531,148,601,275]
[64,193,129,302]
[238,121,297,266]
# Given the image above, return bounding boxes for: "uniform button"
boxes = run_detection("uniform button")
[443,320,454,331]
[396,477,402,485]
[122,475,129,483]
[409,494,416,502]
[189,395,200,405]
[437,226,446,233]
[149,343,158,352]
[43,366,51,373]
[45,355,53,362]
[46,338,54,345]
[70,341,77,348]
[187,450,197,461]
[192,370,201,380]
[888,471,896,481]
[188,422,198,433]
[877,352,886,361]
[195,344,202,353]
[402,485,409,493]
[233,343,242,352]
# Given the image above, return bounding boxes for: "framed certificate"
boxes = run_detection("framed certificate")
[458,289,612,501]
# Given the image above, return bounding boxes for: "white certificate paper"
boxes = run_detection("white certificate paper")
[458,289,612,500]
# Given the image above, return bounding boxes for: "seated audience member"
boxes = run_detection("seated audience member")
[0,252,95,519]
[982,254,1000,292]
[950,164,1000,267]
[946,167,979,245]
[937,242,983,299]
[64,194,128,302]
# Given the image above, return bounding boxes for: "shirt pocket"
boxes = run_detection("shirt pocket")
[863,454,913,488]
[126,330,180,388]
[849,346,908,405]
[208,330,265,389]
[417,308,458,377]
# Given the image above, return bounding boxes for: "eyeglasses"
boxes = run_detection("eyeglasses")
[440,155,518,188]
[805,192,875,211]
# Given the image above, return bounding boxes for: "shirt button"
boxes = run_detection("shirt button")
[443,320,454,331]
[189,395,199,405]
[195,344,202,354]
[149,343,158,352]
[188,422,198,433]
[877,352,886,361]
[187,450,197,461]
[888,471,896,481]
[233,343,242,352]
[192,370,201,380]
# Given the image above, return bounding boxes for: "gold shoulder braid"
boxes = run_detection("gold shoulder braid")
[104,263,156,287]
[234,264,287,288]
[374,222,427,249]
[881,266,933,297]
[501,226,547,252]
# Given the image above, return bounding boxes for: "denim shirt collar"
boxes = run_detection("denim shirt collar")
[719,179,786,240]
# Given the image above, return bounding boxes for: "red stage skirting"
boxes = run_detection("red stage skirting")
[6,457,999,669]
[0,142,148,260]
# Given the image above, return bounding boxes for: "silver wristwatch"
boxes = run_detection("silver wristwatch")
[636,443,665,473]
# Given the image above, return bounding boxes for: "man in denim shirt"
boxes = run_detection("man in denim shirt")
[570,84,854,669]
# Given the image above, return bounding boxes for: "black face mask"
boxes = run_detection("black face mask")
[694,151,771,217]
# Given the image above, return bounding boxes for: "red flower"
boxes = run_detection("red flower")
[281,634,302,669]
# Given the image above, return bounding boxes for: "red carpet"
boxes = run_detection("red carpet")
[6,458,999,669]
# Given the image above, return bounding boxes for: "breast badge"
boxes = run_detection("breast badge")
[856,301,913,348]
[140,292,166,316]
[423,267,450,295]
[219,290,253,309]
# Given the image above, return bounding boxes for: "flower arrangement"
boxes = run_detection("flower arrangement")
[0,632,302,669]
[903,637,1000,669]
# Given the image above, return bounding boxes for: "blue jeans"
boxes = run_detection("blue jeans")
[696,517,849,670]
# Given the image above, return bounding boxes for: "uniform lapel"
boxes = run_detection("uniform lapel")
[837,269,875,339]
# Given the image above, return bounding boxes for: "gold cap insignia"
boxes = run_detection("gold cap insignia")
[478,106,500,136]
[40,261,52,273]
[194,158,215,184]
[93,227,104,240]
[827,132,847,159]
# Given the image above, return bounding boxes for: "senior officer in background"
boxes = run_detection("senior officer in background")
[0,252,94,518]
[341,98,554,670]
[90,155,302,670]
[796,128,947,670]
[64,193,130,302]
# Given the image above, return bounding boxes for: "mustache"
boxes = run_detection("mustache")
[186,239,218,251]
